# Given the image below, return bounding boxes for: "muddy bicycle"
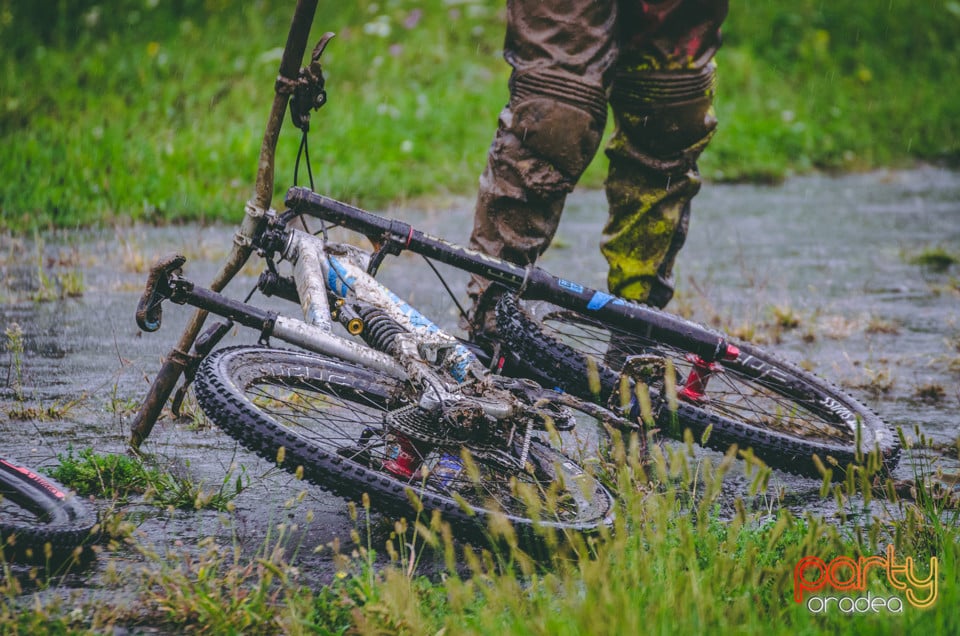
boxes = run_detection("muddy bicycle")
[127,0,899,538]
[282,188,901,483]
[131,179,900,536]
[134,212,625,535]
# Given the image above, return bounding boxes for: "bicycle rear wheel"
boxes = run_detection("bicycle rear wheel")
[0,458,98,565]
[496,296,900,480]
[193,346,615,537]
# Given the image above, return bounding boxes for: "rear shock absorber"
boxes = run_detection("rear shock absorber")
[349,305,427,478]
[333,300,365,336]
[355,305,405,355]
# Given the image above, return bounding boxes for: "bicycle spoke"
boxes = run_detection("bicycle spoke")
[541,311,854,444]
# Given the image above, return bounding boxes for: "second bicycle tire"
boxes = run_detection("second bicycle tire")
[496,296,901,480]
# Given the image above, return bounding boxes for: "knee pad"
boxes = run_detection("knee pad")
[608,64,718,174]
[504,69,608,197]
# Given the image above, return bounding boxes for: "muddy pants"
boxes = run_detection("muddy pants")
[466,0,728,334]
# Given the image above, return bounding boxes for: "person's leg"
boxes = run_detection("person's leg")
[464,0,618,338]
[602,0,729,309]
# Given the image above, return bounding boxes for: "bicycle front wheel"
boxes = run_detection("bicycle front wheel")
[0,458,98,565]
[193,346,615,536]
[496,296,900,480]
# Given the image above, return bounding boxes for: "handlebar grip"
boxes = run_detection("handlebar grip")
[136,254,186,332]
[285,186,403,237]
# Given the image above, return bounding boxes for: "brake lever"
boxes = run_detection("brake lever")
[135,254,186,332]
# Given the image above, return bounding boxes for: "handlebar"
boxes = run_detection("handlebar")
[135,254,186,332]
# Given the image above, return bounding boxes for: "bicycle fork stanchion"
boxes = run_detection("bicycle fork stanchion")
[129,0,320,450]
[677,354,717,404]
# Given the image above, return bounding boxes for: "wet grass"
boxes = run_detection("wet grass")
[1,1,958,231]
[5,403,81,422]
[909,247,959,273]
[1,1,512,231]
[865,316,901,336]
[135,529,316,632]
[914,383,947,403]
[839,363,896,398]
[0,236,86,304]
[3,323,25,404]
[2,430,957,634]
[46,446,246,512]
[3,321,88,421]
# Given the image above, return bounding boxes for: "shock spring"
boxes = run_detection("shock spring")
[356,305,405,354]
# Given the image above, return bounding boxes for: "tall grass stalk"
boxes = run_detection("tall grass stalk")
[4,434,955,633]
[339,437,958,635]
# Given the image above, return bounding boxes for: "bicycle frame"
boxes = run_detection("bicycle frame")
[277,229,484,381]
[132,181,734,451]
[159,225,519,421]
[287,229,527,418]
[284,186,740,366]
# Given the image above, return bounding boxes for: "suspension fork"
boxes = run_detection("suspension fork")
[677,345,740,403]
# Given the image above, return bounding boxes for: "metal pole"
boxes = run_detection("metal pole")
[129,0,320,449]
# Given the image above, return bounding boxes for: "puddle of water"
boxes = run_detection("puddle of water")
[0,166,958,604]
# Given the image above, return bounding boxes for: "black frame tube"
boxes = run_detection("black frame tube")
[285,186,731,362]
[170,284,277,334]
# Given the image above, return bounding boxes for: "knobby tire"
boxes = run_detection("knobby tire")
[193,346,615,538]
[0,458,98,565]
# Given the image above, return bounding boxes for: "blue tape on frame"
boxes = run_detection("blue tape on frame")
[586,291,614,311]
